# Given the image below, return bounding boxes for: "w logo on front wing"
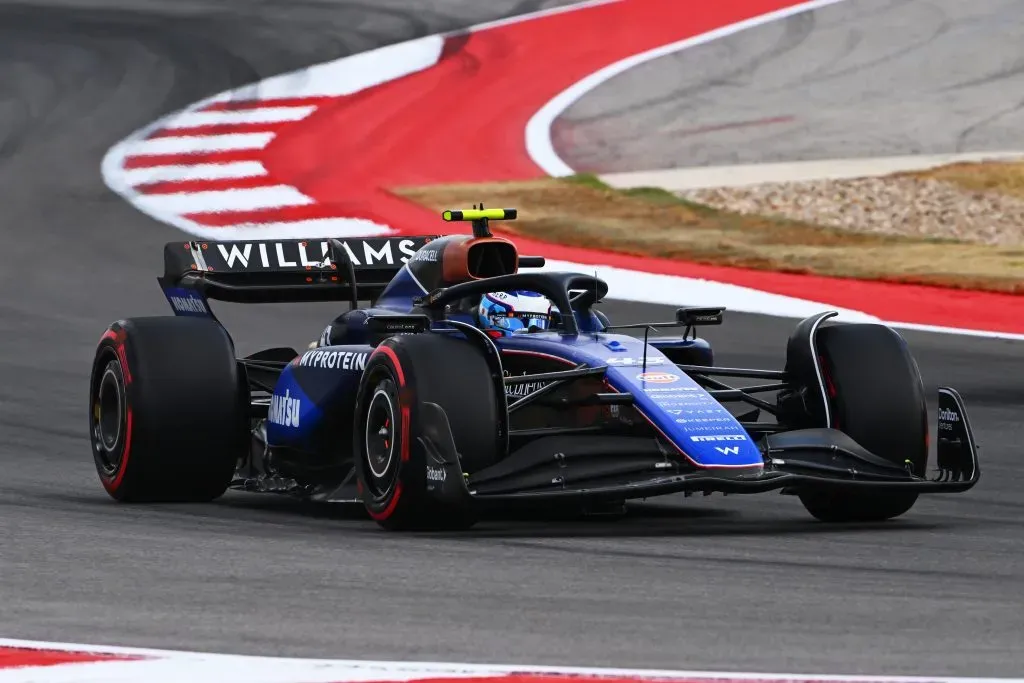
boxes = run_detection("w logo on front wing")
[715,446,740,455]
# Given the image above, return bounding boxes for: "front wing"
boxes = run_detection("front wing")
[418,387,979,506]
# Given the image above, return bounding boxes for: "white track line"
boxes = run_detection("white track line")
[164,107,318,127]
[525,0,851,176]
[540,260,1024,341]
[134,186,312,214]
[218,35,444,102]
[1,638,1023,683]
[599,152,1024,190]
[187,0,619,105]
[128,132,275,156]
[122,161,267,185]
[879,321,1024,341]
[541,258,878,323]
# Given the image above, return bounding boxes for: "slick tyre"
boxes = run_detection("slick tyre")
[353,334,501,531]
[89,317,247,502]
[798,323,928,523]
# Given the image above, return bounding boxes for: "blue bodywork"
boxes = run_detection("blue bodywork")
[163,256,759,471]
[496,332,761,469]
[257,262,761,471]
[265,345,368,449]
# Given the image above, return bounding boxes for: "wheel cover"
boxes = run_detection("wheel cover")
[92,358,126,474]
[363,383,399,498]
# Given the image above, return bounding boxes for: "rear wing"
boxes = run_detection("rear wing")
[157,236,435,313]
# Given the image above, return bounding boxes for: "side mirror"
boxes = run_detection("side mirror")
[676,307,725,326]
[518,256,546,268]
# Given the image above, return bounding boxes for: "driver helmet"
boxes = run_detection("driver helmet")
[477,290,554,336]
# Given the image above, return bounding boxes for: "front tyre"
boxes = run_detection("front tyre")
[797,323,928,523]
[353,334,501,531]
[89,317,248,502]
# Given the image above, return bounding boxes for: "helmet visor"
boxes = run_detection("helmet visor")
[482,294,552,333]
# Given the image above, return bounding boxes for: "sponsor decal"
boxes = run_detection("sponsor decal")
[637,372,679,384]
[642,386,699,393]
[939,407,960,429]
[652,394,710,405]
[673,416,733,423]
[168,293,208,315]
[651,395,714,409]
[690,434,747,442]
[505,369,549,398]
[366,315,430,335]
[269,389,300,428]
[214,238,421,270]
[715,446,740,455]
[426,465,447,482]
[299,349,368,370]
[606,357,667,366]
[508,382,547,398]
[411,248,440,263]
[663,407,725,415]
[675,422,747,434]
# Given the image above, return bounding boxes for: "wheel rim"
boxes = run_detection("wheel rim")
[363,382,398,498]
[92,358,126,473]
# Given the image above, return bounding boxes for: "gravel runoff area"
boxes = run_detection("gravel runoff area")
[680,174,1024,248]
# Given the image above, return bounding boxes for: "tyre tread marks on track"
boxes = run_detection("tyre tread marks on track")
[560,8,820,127]
[555,0,1024,169]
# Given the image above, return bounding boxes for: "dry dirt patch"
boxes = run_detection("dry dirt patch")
[394,174,1024,294]
[906,159,1024,200]
[683,161,1024,249]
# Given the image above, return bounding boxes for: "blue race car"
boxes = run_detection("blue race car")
[88,208,979,530]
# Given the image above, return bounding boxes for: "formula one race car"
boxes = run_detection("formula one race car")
[88,208,980,530]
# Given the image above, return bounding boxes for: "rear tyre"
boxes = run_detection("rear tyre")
[797,323,928,522]
[89,317,247,502]
[353,333,501,531]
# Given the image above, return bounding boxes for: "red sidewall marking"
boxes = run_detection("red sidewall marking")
[97,328,135,494]
[367,480,404,521]
[374,344,406,387]
[373,344,412,464]
[365,345,412,520]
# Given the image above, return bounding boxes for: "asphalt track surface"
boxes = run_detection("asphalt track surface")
[557,0,1024,171]
[1,0,1023,677]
